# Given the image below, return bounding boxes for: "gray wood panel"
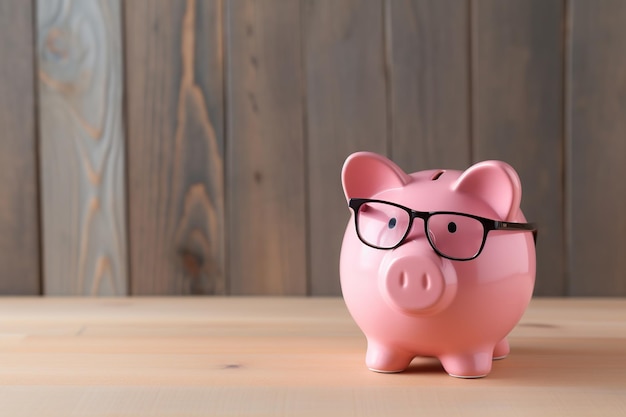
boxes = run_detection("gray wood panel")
[0,0,40,295]
[37,0,127,295]
[388,0,471,172]
[125,0,226,295]
[472,0,565,295]
[227,0,307,295]
[305,0,388,295]
[3,0,626,297]
[568,0,626,296]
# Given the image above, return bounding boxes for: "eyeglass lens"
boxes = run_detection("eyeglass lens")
[426,213,484,259]
[356,201,411,249]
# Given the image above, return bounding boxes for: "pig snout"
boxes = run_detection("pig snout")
[379,245,457,315]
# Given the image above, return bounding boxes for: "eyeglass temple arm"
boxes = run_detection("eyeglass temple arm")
[494,221,538,245]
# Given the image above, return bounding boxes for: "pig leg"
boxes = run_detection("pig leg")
[492,338,510,360]
[439,349,493,378]
[365,340,414,373]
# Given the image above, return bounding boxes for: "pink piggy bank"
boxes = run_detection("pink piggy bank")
[340,152,536,378]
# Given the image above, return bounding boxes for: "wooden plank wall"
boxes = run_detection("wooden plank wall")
[226,0,307,295]
[0,0,624,297]
[0,0,40,295]
[567,0,626,296]
[125,0,226,295]
[472,0,565,295]
[37,0,127,295]
[305,0,388,295]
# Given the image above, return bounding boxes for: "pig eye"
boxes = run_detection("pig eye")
[388,218,397,229]
[447,222,457,233]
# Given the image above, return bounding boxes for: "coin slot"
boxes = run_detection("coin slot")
[431,171,445,180]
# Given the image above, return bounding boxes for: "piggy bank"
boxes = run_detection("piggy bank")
[340,152,536,378]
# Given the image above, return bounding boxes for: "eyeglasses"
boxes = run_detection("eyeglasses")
[349,198,537,261]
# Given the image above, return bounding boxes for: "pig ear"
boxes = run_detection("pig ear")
[342,152,411,200]
[453,160,522,221]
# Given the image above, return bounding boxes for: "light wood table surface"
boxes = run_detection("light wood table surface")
[0,297,625,416]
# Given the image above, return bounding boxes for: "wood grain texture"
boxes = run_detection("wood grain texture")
[227,0,307,295]
[37,0,127,295]
[305,0,388,295]
[0,297,625,416]
[472,0,565,295]
[388,0,471,172]
[567,0,626,296]
[125,0,226,295]
[0,0,40,295]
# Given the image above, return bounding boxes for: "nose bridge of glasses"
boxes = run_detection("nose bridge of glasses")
[392,226,446,268]
[404,211,431,242]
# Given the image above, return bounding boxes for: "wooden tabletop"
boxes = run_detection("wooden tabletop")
[0,297,625,416]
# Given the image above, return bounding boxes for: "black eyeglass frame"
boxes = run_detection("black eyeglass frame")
[349,198,537,261]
